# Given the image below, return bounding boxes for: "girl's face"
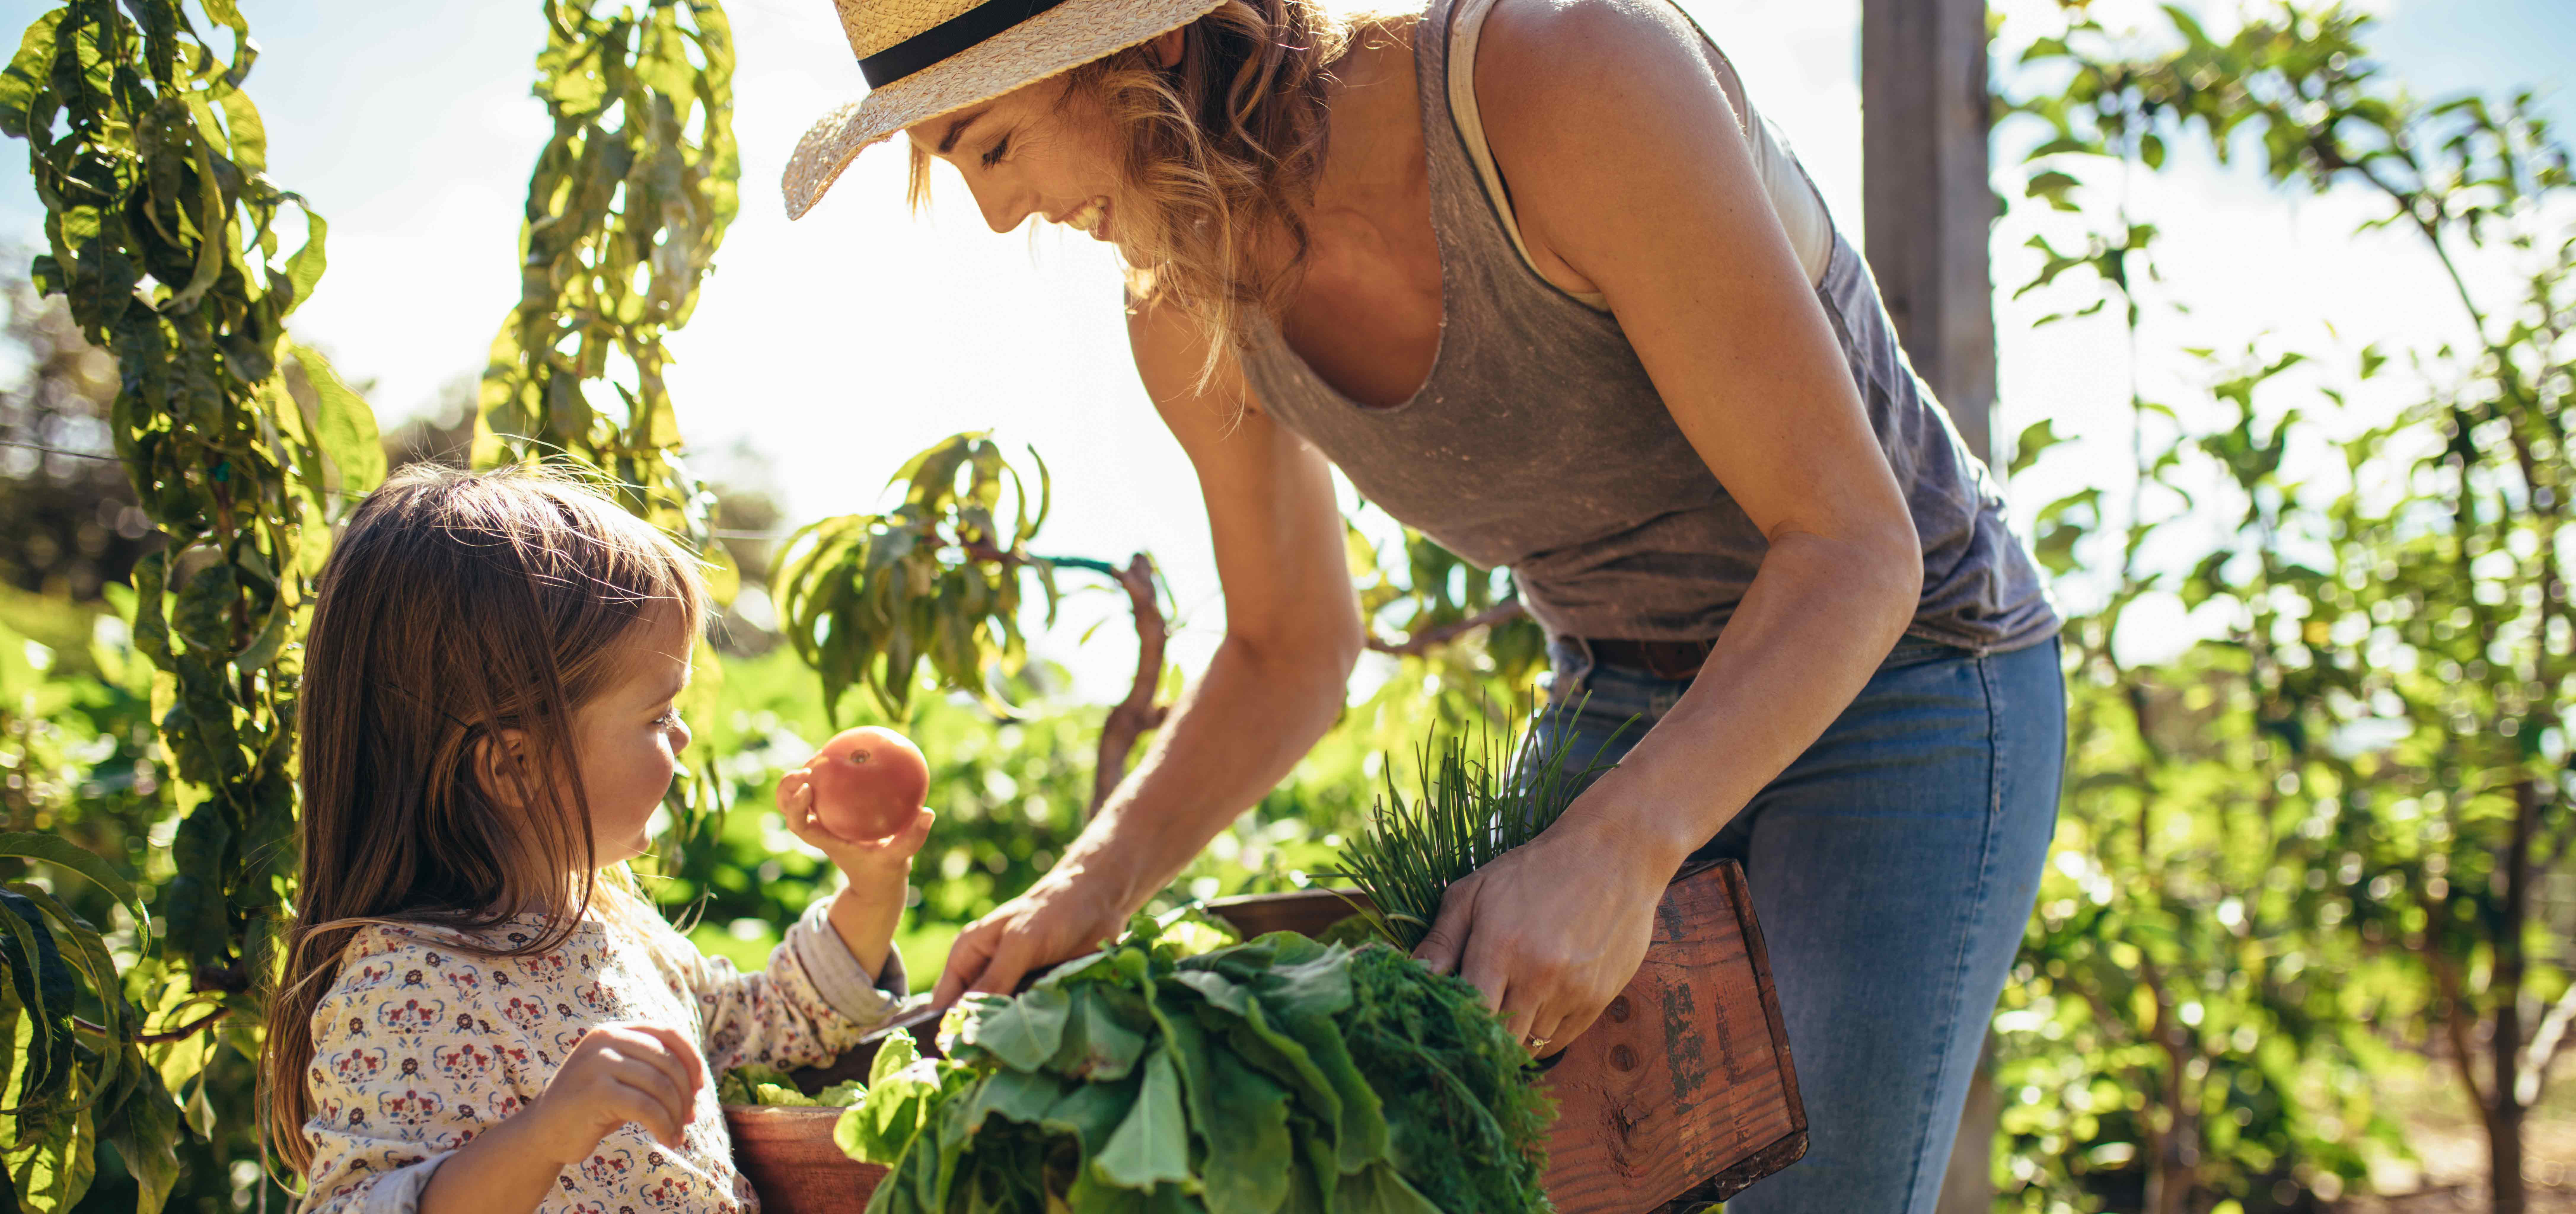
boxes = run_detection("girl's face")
[570,606,695,867]
[905,72,1131,242]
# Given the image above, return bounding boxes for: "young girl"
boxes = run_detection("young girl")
[262,466,932,1214]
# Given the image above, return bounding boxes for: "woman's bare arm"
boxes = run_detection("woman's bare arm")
[932,302,1364,1003]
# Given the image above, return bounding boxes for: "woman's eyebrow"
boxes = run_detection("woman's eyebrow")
[938,110,987,155]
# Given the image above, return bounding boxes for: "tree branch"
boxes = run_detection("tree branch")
[2418,889,2501,1124]
[1366,600,1525,656]
[2519,979,2576,1110]
[73,1006,229,1046]
[1091,553,1167,815]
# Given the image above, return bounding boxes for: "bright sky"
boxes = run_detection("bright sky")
[0,0,2567,693]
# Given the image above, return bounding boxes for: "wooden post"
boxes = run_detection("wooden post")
[1861,0,1998,472]
[1862,3,2004,1211]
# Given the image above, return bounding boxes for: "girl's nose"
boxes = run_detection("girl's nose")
[667,715,693,753]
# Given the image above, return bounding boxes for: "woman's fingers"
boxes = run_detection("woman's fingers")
[934,916,1002,1007]
[1410,873,1482,977]
[966,932,1040,998]
[1531,1005,1586,1059]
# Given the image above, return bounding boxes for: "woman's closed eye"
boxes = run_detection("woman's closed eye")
[979,133,1011,169]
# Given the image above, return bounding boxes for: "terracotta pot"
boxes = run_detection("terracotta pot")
[726,860,1802,1213]
[723,1104,884,1212]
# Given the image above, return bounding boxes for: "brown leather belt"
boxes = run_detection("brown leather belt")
[1587,637,1718,680]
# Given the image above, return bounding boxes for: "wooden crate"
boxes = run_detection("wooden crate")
[727,860,1802,1212]
[1205,860,1807,1213]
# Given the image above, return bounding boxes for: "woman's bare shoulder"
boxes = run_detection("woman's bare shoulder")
[1470,0,1756,279]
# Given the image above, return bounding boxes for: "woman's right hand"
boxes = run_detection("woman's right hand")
[932,863,1137,1006]
[517,1022,705,1163]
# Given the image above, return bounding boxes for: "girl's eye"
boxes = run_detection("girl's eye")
[655,706,683,729]
[980,135,1011,168]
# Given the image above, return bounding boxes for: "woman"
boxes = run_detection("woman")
[784,0,2063,1206]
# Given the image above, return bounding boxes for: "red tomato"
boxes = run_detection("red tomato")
[802,726,930,841]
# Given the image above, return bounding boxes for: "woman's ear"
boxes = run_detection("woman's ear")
[473,728,535,811]
[1147,27,1185,68]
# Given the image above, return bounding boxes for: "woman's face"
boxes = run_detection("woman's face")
[903,60,1156,243]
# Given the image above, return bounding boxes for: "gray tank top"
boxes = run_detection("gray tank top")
[1234,0,2059,654]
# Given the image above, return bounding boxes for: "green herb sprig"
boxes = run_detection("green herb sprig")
[1332,707,1629,950]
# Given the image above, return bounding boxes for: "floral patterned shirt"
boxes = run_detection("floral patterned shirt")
[297,898,905,1214]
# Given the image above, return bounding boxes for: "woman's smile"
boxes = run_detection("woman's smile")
[1058,197,1112,242]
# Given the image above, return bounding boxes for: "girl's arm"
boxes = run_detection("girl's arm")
[674,896,912,1076]
[1407,0,1924,1051]
[674,790,928,1076]
[931,310,1367,1005]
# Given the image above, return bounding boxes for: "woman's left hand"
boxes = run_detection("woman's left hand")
[1410,805,1676,1058]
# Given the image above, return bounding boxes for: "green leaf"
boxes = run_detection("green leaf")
[0,891,73,1107]
[1040,1072,1143,1154]
[1092,1048,1191,1190]
[2010,419,2065,477]
[2,1098,96,1214]
[97,1055,182,1214]
[1333,1163,1442,1214]
[290,343,385,496]
[959,983,1070,1071]
[1049,985,1149,1082]
[0,10,63,140]
[0,834,147,931]
[871,1030,922,1085]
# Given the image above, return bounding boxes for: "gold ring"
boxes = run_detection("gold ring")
[1526,1036,1550,1053]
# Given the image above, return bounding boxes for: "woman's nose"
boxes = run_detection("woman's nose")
[968,175,1035,234]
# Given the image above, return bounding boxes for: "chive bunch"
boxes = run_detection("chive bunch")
[1331,709,1624,950]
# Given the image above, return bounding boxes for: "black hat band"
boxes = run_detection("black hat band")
[857,0,1077,89]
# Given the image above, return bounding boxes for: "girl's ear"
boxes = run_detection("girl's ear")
[1147,27,1185,68]
[473,728,535,810]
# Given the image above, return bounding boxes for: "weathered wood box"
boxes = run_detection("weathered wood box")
[726,860,1804,1212]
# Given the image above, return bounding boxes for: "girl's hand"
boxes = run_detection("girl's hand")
[517,1022,706,1163]
[779,766,935,877]
[1410,807,1674,1057]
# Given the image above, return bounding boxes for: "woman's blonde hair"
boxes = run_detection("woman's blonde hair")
[260,464,708,1172]
[910,0,1402,374]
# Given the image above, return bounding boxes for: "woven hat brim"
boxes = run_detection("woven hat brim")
[784,0,1229,219]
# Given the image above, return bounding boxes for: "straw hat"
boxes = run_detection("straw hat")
[784,0,1229,218]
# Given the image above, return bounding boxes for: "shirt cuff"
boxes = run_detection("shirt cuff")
[360,1152,450,1214]
[788,896,908,1026]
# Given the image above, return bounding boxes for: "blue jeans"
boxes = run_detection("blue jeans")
[1531,634,2065,1214]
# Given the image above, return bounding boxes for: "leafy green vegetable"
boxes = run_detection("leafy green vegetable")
[717,1062,866,1108]
[838,918,1550,1214]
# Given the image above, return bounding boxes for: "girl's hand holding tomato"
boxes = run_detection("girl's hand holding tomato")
[781,726,936,861]
[779,727,935,979]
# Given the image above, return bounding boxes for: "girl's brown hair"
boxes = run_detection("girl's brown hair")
[259,464,707,1171]
[908,0,1394,377]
